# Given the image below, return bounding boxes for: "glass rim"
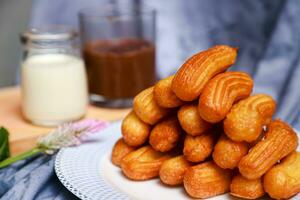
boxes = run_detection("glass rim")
[21,25,78,42]
[78,3,156,20]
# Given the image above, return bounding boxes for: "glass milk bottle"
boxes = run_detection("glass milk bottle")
[20,27,88,126]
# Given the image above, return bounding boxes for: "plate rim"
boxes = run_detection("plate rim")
[55,148,92,200]
[55,121,128,200]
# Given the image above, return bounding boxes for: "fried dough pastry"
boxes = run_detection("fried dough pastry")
[183,161,232,198]
[177,103,212,136]
[183,132,215,163]
[198,71,253,123]
[111,138,137,166]
[133,87,169,125]
[149,116,182,152]
[230,174,265,199]
[224,94,276,142]
[121,111,151,147]
[238,119,298,180]
[172,45,237,101]
[121,145,172,180]
[153,75,184,108]
[264,151,300,199]
[159,155,192,186]
[213,134,249,169]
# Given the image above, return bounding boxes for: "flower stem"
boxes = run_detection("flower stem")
[0,147,42,169]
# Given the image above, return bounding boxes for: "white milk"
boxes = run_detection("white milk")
[21,54,88,126]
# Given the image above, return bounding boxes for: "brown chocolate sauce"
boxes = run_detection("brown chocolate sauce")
[83,38,156,99]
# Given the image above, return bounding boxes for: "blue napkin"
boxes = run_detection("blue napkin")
[2,0,300,199]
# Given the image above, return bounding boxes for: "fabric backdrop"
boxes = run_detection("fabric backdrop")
[1,0,300,199]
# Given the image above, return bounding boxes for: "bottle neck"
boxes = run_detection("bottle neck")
[22,39,81,58]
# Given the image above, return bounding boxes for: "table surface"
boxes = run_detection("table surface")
[0,87,130,156]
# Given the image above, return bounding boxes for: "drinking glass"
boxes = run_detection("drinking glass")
[79,3,156,108]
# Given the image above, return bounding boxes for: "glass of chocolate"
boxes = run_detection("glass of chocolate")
[79,3,156,107]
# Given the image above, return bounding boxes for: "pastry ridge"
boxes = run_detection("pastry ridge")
[198,71,253,123]
[243,94,275,117]
[172,45,237,101]
[238,119,298,179]
[121,145,172,180]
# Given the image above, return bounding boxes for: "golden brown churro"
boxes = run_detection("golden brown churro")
[224,94,276,142]
[159,155,191,186]
[121,111,151,147]
[149,116,182,152]
[238,119,298,179]
[263,151,300,199]
[172,45,237,101]
[111,138,137,166]
[154,75,184,108]
[183,161,232,199]
[183,132,216,163]
[230,174,265,199]
[133,87,169,125]
[121,145,172,181]
[198,71,253,123]
[177,103,212,136]
[213,134,249,169]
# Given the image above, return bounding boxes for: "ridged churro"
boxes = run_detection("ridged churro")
[149,116,182,152]
[172,45,237,101]
[183,132,216,163]
[159,155,191,186]
[122,111,151,147]
[154,75,184,108]
[224,94,276,142]
[133,87,169,125]
[111,138,137,166]
[183,161,232,198]
[178,103,212,136]
[264,151,300,199]
[213,134,249,169]
[238,119,298,179]
[121,145,172,181]
[230,174,265,199]
[198,72,253,123]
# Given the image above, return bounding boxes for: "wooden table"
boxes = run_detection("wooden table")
[0,87,130,156]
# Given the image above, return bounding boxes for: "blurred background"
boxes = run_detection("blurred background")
[0,0,286,87]
[0,0,31,87]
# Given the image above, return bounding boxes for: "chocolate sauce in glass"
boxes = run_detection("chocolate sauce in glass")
[83,38,156,99]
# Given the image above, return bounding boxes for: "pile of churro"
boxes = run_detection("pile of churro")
[111,45,300,199]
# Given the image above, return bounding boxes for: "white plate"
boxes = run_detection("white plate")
[55,121,300,200]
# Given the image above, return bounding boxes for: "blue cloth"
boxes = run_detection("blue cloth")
[2,0,300,199]
[0,155,78,200]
